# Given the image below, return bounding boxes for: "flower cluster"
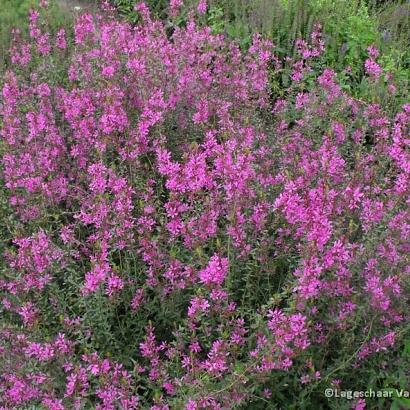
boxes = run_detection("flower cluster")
[0,1,408,409]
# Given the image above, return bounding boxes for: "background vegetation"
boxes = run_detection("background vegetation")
[0,0,75,69]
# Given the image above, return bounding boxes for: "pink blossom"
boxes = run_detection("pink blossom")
[198,254,229,286]
[197,0,207,14]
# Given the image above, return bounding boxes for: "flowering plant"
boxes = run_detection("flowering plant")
[0,2,409,409]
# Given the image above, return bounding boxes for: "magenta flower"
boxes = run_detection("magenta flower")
[198,254,229,286]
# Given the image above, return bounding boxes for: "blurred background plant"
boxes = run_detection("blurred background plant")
[0,0,77,70]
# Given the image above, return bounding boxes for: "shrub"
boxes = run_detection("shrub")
[0,1,409,409]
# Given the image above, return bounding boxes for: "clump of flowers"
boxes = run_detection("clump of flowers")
[0,1,408,409]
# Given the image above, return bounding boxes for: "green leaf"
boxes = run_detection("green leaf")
[403,340,410,357]
[395,397,410,409]
[390,402,401,410]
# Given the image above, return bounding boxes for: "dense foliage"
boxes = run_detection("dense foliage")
[0,1,409,409]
